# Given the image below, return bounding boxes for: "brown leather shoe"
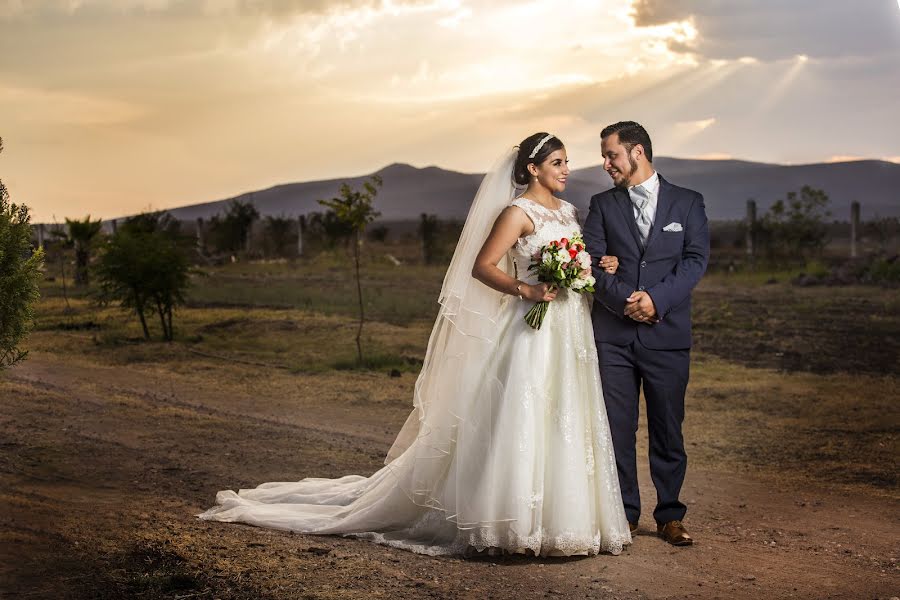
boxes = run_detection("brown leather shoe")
[629,521,638,533]
[657,520,693,546]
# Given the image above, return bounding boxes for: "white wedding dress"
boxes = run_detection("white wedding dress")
[198,150,632,557]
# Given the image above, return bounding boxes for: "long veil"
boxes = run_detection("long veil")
[385,146,518,463]
[379,146,523,528]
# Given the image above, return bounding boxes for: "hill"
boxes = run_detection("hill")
[136,158,900,223]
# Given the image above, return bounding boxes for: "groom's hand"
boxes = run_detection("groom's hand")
[598,255,619,274]
[624,291,658,323]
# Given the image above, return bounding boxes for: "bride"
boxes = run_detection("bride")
[198,133,633,557]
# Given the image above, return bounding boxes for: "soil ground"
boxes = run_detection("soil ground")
[2,271,898,599]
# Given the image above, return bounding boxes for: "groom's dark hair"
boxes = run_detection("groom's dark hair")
[601,121,653,162]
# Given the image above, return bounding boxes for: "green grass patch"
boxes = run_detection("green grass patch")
[184,255,444,325]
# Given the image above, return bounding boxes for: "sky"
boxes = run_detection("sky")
[2,0,899,222]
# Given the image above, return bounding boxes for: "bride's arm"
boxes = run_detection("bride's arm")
[471,206,558,303]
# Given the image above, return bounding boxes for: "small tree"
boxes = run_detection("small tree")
[304,210,355,249]
[319,176,382,365]
[0,137,45,369]
[865,216,899,254]
[64,216,103,286]
[758,185,831,260]
[94,212,191,341]
[368,225,389,243]
[263,215,295,258]
[207,199,260,254]
[47,221,73,312]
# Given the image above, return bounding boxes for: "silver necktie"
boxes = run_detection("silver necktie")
[630,184,652,246]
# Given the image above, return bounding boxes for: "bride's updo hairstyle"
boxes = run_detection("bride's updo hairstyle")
[514,132,565,186]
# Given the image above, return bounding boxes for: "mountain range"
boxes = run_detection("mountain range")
[154,158,900,224]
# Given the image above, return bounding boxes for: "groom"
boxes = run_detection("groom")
[583,121,709,546]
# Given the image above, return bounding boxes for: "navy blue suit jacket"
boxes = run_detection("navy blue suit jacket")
[583,174,710,350]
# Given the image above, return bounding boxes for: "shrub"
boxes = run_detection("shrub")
[0,137,45,368]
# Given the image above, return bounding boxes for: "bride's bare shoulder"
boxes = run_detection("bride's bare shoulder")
[494,203,534,237]
[499,203,531,223]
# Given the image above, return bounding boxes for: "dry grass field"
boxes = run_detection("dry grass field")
[1,253,898,599]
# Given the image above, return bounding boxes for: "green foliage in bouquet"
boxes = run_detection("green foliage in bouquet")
[524,232,595,330]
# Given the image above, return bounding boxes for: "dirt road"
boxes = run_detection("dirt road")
[2,352,898,599]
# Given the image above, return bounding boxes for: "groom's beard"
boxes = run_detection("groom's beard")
[613,155,639,188]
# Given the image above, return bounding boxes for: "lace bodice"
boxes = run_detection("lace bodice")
[510,197,582,284]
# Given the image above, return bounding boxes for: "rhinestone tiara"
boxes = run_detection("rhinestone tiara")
[528,134,555,159]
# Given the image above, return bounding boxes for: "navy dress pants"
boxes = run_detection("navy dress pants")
[597,338,689,525]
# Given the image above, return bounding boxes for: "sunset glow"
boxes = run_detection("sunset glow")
[1,0,897,221]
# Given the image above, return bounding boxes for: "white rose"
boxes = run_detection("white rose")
[584,275,596,286]
[571,278,586,290]
[556,249,570,263]
[577,251,591,269]
[541,251,553,264]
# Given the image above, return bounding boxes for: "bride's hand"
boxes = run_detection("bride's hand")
[522,283,558,302]
[599,255,619,274]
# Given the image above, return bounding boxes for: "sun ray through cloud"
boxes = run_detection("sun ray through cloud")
[756,54,810,113]
[0,0,897,221]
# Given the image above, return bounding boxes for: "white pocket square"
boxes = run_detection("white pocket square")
[663,222,683,232]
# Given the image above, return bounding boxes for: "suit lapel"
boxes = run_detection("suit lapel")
[643,174,676,253]
[613,187,644,251]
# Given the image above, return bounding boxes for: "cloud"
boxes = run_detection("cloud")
[227,0,441,19]
[691,153,733,160]
[485,43,899,168]
[675,117,716,132]
[0,0,435,20]
[0,85,146,126]
[437,4,471,28]
[631,0,900,61]
[826,155,866,163]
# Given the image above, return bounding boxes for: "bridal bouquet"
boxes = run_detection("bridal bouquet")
[524,233,596,330]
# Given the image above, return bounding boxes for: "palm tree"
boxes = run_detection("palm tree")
[65,216,103,286]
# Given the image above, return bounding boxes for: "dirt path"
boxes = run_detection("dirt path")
[2,353,898,599]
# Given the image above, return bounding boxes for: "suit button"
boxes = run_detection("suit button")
[638,286,645,291]
[640,261,647,268]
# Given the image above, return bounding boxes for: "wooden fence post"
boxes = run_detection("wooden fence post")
[746,199,756,260]
[297,215,306,257]
[196,217,205,253]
